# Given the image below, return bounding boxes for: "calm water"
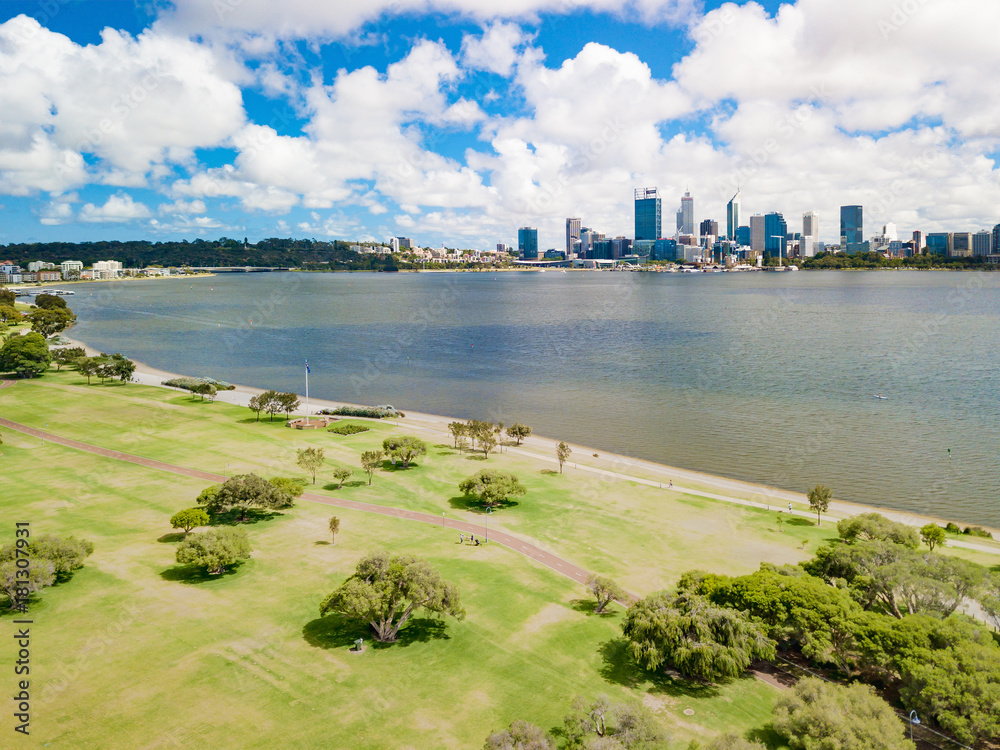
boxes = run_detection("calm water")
[66,270,1000,527]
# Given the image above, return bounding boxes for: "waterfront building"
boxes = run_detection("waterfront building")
[735,226,751,247]
[60,260,84,278]
[803,211,818,242]
[926,232,951,256]
[518,227,539,259]
[726,192,741,240]
[840,205,864,254]
[653,238,679,262]
[580,229,603,258]
[633,188,661,241]
[973,230,993,256]
[632,239,656,259]
[612,237,633,259]
[913,230,923,253]
[950,232,972,258]
[92,260,123,279]
[591,239,613,260]
[566,218,581,257]
[994,225,1000,255]
[749,215,766,254]
[679,191,695,237]
[764,213,788,257]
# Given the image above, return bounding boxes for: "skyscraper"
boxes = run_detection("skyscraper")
[840,205,863,254]
[566,218,581,257]
[726,191,741,240]
[699,219,718,238]
[633,188,661,241]
[802,211,817,241]
[679,191,695,237]
[972,230,992,256]
[749,215,766,254]
[993,225,1000,255]
[518,227,538,259]
[764,213,788,257]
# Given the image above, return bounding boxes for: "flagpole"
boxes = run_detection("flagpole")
[305,360,310,425]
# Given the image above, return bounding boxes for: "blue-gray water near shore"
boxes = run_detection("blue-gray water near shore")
[66,270,1000,527]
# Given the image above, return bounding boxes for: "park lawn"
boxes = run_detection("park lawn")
[0,428,785,749]
[0,372,847,596]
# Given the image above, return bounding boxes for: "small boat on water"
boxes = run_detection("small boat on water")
[873,394,888,400]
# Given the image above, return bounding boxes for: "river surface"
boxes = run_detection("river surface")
[65,269,1000,527]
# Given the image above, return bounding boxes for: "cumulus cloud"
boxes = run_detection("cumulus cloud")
[0,15,245,193]
[461,22,530,76]
[79,193,152,223]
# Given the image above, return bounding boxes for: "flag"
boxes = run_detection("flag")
[306,360,310,374]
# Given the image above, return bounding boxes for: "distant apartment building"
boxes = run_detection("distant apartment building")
[926,233,951,256]
[27,261,56,272]
[565,217,581,257]
[633,188,661,241]
[38,270,62,282]
[950,232,973,258]
[994,225,1000,255]
[60,260,84,278]
[840,205,864,254]
[518,227,539,259]
[972,230,992,256]
[496,243,512,254]
[92,260,123,279]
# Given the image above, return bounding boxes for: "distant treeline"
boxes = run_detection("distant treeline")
[801,251,998,270]
[0,237,405,271]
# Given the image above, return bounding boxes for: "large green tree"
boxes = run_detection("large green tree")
[772,678,914,750]
[562,695,668,749]
[0,534,94,580]
[0,332,51,377]
[622,592,775,681]
[33,293,68,310]
[205,473,287,522]
[837,513,919,548]
[483,720,554,750]
[176,527,252,575]
[0,559,56,611]
[459,469,527,509]
[361,450,383,485]
[920,524,946,552]
[586,574,627,614]
[27,306,75,337]
[506,422,532,445]
[51,345,86,371]
[319,551,465,643]
[276,391,300,419]
[381,436,427,468]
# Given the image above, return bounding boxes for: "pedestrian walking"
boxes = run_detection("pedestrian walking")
[668,480,673,489]
[459,533,464,544]
[788,502,792,512]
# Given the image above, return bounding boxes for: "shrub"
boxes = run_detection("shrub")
[945,522,962,533]
[328,423,370,435]
[319,405,399,419]
[162,376,236,392]
[964,526,993,539]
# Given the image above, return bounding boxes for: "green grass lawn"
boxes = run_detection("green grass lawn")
[0,414,785,749]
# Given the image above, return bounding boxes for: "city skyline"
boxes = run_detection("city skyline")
[1,1,999,250]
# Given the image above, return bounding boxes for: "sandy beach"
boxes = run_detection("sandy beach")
[58,334,1000,556]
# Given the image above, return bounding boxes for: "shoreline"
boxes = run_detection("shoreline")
[59,333,1000,553]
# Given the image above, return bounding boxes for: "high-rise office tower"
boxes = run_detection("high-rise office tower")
[726,191,741,240]
[566,218,581,257]
[882,222,898,242]
[993,225,1000,255]
[680,191,695,237]
[518,227,538,259]
[972,230,992,256]
[764,213,788,256]
[913,230,923,253]
[749,215,766,253]
[951,232,973,257]
[803,211,817,241]
[840,205,863,254]
[633,188,661,241]
[700,219,718,238]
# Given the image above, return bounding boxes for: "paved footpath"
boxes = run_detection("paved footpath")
[0,380,592,587]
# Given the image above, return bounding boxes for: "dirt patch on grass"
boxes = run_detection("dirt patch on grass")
[508,603,573,642]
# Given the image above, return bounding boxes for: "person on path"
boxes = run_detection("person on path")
[459,533,464,544]
[788,502,793,512]
[669,480,673,489]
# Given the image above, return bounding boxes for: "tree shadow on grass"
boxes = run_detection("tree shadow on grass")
[748,724,786,749]
[540,469,558,475]
[466,455,488,461]
[303,614,451,651]
[570,598,618,617]
[380,461,420,472]
[157,532,186,543]
[785,517,815,527]
[208,508,283,526]
[597,638,721,698]
[447,495,519,514]
[159,563,246,584]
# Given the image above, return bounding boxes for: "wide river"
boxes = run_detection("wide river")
[66,270,1000,527]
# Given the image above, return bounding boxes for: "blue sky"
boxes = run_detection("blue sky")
[0,0,998,249]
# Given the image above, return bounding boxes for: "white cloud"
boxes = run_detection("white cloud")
[39,194,78,226]
[461,22,530,76]
[159,199,207,215]
[79,193,152,223]
[160,0,701,41]
[0,15,246,193]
